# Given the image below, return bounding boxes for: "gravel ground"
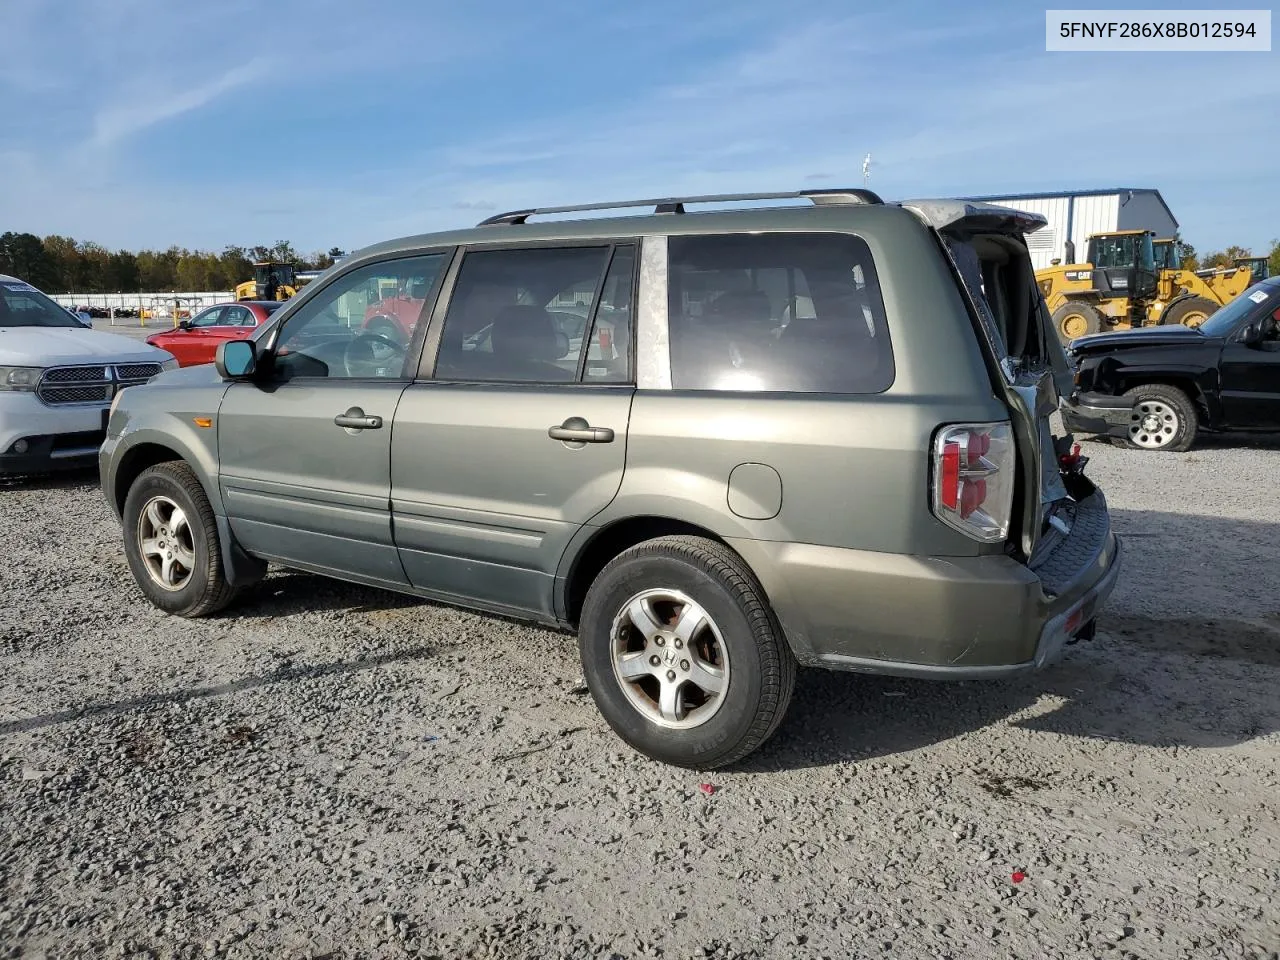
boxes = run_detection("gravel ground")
[2,427,1279,960]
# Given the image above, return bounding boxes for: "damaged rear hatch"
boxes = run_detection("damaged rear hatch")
[903,200,1084,567]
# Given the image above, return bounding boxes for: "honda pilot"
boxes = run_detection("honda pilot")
[100,190,1121,768]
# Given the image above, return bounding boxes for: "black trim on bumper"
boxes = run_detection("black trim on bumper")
[1,431,105,476]
[1061,393,1132,439]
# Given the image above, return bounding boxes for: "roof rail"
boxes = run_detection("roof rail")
[476,188,884,226]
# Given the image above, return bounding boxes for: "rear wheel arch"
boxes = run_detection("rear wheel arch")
[562,516,758,627]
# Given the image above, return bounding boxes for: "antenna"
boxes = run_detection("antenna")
[863,153,872,188]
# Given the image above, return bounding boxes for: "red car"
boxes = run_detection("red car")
[146,301,284,367]
[362,277,432,342]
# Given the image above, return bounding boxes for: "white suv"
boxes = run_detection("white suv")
[1,274,177,475]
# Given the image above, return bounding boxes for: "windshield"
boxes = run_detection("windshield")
[0,279,82,328]
[1198,281,1277,337]
[1153,241,1181,271]
[255,263,294,286]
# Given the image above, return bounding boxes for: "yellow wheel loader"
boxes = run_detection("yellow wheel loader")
[235,262,298,302]
[1035,230,1159,343]
[1038,233,1272,344]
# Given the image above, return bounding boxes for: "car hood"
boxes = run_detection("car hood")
[0,326,173,367]
[1070,325,1212,355]
[145,362,225,388]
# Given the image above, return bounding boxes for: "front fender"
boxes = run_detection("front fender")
[102,378,230,516]
[102,382,266,587]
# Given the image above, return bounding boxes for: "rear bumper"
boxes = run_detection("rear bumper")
[1061,392,1132,439]
[728,489,1122,678]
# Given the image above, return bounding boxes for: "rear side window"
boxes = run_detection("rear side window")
[667,233,893,393]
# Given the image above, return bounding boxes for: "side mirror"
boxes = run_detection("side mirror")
[178,320,193,331]
[216,339,257,379]
[1241,321,1265,345]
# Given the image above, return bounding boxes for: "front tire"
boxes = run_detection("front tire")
[122,462,238,617]
[1052,301,1102,344]
[578,536,796,769]
[1119,384,1198,452]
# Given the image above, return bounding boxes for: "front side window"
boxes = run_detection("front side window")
[189,306,225,328]
[667,233,893,393]
[436,244,634,384]
[271,254,446,380]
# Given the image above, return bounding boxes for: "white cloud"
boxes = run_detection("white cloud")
[89,59,271,147]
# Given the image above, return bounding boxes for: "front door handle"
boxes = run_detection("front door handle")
[334,406,383,430]
[548,417,615,443]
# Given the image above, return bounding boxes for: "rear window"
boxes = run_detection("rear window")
[667,233,893,393]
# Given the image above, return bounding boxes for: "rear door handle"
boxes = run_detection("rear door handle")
[334,406,383,430]
[548,417,614,443]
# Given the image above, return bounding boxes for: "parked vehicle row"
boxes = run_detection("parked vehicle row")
[98,190,1121,768]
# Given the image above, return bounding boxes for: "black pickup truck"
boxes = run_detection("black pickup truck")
[1062,276,1280,451]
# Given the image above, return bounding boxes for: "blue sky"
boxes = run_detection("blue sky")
[1,0,1276,254]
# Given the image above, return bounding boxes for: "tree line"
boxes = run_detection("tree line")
[1176,240,1280,274]
[0,232,346,294]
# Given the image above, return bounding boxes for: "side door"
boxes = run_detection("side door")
[390,242,637,618]
[217,252,449,586]
[174,306,225,365]
[1220,303,1280,429]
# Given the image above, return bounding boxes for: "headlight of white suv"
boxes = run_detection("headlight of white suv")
[0,366,43,391]
[159,356,180,372]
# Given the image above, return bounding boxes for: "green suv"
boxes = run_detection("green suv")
[100,190,1122,768]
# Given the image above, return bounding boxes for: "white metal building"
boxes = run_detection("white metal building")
[964,188,1180,270]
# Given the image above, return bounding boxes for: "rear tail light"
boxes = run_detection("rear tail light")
[598,328,612,352]
[931,421,1015,542]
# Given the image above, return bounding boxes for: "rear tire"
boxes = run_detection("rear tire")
[1118,384,1197,452]
[1052,301,1102,344]
[1160,296,1217,330]
[578,536,796,769]
[122,462,239,617]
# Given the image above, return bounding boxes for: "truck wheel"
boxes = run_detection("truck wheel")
[122,462,239,617]
[1052,301,1102,344]
[1119,384,1198,452]
[578,536,796,769]
[1161,296,1217,329]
